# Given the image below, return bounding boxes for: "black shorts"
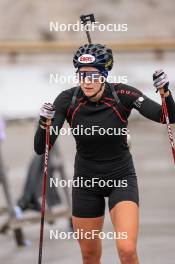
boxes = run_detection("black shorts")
[72,152,139,218]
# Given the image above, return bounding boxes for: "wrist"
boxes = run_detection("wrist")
[160,89,170,97]
[39,116,52,126]
[39,124,47,130]
[164,90,170,97]
[159,86,169,96]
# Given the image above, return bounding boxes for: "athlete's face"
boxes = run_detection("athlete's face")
[77,67,104,97]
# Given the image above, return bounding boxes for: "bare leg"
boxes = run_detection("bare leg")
[72,216,104,264]
[110,201,139,264]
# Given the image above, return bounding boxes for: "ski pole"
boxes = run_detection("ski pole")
[161,93,175,163]
[38,120,51,264]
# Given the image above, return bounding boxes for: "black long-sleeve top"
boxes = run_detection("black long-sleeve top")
[34,83,175,161]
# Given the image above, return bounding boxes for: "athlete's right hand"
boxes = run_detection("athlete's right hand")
[39,103,55,127]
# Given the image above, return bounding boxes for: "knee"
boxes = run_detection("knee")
[81,247,101,264]
[118,243,137,263]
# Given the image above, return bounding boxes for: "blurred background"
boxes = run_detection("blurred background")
[0,0,175,263]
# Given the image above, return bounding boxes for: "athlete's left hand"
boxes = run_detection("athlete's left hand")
[153,69,169,93]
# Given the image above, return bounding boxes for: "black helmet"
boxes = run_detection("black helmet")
[73,43,113,71]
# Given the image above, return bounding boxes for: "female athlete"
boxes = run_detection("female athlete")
[34,43,175,264]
